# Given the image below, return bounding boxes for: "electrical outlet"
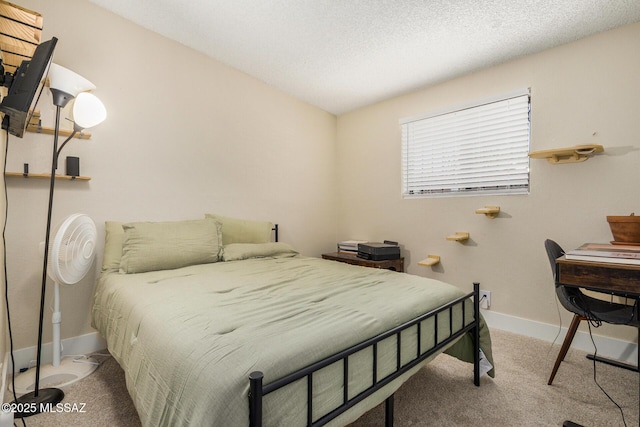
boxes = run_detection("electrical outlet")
[479,290,491,309]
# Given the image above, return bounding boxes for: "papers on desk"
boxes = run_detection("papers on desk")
[565,243,640,265]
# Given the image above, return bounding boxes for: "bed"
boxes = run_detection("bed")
[91,216,494,427]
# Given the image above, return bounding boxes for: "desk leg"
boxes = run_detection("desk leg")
[587,312,640,373]
[585,354,638,372]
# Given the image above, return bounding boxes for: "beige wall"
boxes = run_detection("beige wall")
[4,0,338,351]
[336,22,640,341]
[2,1,639,355]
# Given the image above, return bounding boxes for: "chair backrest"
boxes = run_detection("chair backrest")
[544,239,584,314]
[544,239,564,281]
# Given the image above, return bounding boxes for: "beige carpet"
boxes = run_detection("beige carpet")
[9,328,639,427]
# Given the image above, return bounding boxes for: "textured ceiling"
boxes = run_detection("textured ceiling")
[88,0,640,115]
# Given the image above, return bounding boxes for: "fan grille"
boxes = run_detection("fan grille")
[48,214,97,285]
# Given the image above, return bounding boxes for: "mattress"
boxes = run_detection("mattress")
[92,254,492,426]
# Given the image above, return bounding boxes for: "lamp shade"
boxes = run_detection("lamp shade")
[71,92,106,130]
[48,63,96,107]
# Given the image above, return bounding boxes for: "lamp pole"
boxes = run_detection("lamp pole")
[13,106,66,417]
[14,106,76,418]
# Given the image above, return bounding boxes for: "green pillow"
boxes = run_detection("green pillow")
[119,218,222,274]
[205,214,273,245]
[101,221,125,272]
[222,242,298,261]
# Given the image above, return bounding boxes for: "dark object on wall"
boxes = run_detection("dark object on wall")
[0,37,57,138]
[358,242,400,260]
[65,156,79,177]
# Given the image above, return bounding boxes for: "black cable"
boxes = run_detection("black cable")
[2,126,26,426]
[586,322,627,427]
[570,292,631,426]
[570,293,602,328]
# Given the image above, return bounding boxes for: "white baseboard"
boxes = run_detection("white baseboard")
[6,332,106,375]
[481,309,638,365]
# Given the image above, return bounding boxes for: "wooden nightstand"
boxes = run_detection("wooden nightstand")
[321,252,404,272]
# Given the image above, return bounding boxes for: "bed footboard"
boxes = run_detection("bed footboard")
[249,282,481,427]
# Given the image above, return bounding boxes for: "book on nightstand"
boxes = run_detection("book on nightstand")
[565,243,640,265]
[337,240,368,254]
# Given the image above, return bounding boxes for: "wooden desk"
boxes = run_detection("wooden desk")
[556,255,640,373]
[556,256,640,296]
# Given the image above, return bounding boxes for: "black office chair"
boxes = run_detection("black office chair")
[544,239,640,385]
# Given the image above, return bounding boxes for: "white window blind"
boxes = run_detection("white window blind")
[401,92,530,198]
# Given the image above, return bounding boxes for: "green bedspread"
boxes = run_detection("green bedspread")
[92,255,493,427]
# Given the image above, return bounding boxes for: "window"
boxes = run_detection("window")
[401,90,530,198]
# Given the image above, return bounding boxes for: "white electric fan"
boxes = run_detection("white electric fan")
[12,213,99,395]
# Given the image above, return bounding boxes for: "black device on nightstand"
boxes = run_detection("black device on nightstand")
[357,242,400,261]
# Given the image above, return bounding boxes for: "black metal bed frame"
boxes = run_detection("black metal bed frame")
[248,282,481,427]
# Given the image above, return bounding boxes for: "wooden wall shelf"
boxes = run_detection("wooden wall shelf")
[446,231,470,242]
[418,255,440,267]
[475,206,500,219]
[5,172,91,181]
[25,111,91,139]
[529,144,604,164]
[25,124,91,139]
[0,2,42,75]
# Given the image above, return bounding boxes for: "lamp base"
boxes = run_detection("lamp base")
[12,387,64,418]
